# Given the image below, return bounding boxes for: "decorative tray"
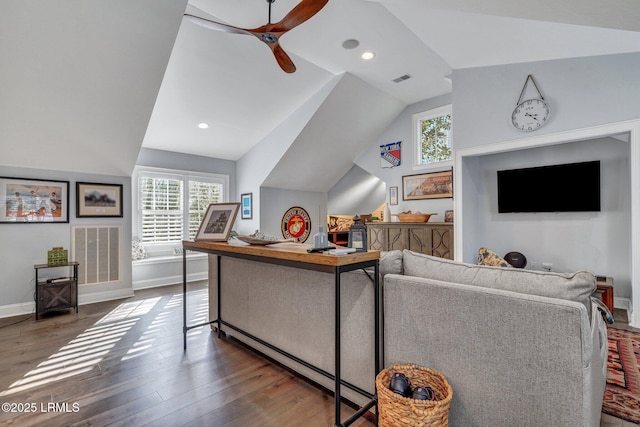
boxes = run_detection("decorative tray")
[236,236,293,245]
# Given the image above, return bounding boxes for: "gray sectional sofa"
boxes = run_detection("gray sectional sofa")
[207,248,607,426]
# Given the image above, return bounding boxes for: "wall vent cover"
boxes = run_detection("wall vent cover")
[72,226,120,285]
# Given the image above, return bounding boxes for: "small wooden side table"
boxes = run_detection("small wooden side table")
[595,276,614,313]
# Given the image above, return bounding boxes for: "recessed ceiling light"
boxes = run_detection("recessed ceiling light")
[198,123,209,129]
[342,39,360,49]
[361,51,375,61]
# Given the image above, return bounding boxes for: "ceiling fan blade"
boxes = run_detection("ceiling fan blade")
[270,43,297,73]
[272,0,329,33]
[183,14,253,36]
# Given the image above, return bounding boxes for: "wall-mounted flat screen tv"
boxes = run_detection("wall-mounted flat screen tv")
[497,160,601,213]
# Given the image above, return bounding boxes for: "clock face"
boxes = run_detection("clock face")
[511,99,550,132]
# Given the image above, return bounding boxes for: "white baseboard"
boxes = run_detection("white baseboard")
[615,296,632,319]
[132,272,207,291]
[0,302,35,318]
[78,288,135,306]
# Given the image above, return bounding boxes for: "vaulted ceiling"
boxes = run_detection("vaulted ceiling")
[1,0,639,182]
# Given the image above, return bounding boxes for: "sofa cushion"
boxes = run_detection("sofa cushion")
[402,250,596,317]
[379,250,403,277]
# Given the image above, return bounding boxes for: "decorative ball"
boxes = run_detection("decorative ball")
[504,251,527,269]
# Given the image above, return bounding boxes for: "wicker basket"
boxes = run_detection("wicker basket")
[393,213,435,223]
[376,363,453,427]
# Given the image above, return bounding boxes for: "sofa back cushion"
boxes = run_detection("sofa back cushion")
[402,250,596,317]
[377,250,404,277]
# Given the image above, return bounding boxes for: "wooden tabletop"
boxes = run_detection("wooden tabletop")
[183,240,379,267]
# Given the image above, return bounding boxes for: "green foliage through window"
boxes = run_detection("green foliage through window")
[420,114,452,164]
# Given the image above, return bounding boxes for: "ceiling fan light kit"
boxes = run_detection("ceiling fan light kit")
[184,0,329,74]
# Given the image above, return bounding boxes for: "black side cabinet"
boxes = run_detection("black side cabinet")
[34,262,79,320]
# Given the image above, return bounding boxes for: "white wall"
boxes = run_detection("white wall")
[0,166,132,317]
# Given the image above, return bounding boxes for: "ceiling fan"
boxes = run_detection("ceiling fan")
[184,0,329,73]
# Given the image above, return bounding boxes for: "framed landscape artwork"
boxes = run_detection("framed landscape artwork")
[0,176,69,223]
[195,203,240,241]
[77,182,123,218]
[402,169,453,200]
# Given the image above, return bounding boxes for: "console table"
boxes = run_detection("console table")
[182,240,381,427]
[367,222,453,259]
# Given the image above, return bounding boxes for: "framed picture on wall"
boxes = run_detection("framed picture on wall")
[76,182,123,218]
[402,169,453,200]
[0,176,69,223]
[195,202,240,241]
[389,186,398,205]
[241,193,253,220]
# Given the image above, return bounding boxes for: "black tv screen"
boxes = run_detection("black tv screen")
[497,161,601,213]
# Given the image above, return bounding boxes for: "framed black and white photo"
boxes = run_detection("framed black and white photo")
[195,202,240,241]
[0,176,69,223]
[77,182,123,218]
[241,193,253,220]
[389,186,398,206]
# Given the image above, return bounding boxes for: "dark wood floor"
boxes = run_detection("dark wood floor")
[0,283,372,427]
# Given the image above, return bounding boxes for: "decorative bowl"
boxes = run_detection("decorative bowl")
[394,213,436,223]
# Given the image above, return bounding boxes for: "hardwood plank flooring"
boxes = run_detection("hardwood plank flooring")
[0,283,372,427]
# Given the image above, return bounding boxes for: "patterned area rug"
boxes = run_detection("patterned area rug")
[604,327,640,423]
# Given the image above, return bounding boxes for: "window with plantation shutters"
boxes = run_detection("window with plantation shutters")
[133,167,228,252]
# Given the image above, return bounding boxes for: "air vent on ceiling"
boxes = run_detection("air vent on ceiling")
[393,74,412,83]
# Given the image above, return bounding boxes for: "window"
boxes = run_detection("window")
[413,105,452,168]
[133,167,228,253]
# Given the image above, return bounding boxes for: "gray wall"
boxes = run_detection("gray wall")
[0,165,132,317]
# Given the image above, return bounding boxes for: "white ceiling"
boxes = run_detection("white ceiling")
[1,0,639,179]
[142,0,640,162]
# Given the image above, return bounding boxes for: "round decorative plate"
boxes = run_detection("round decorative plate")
[281,206,311,243]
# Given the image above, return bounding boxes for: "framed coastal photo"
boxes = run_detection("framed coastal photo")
[195,202,240,241]
[0,176,69,223]
[389,186,398,205]
[241,193,253,220]
[402,169,453,200]
[77,182,123,218]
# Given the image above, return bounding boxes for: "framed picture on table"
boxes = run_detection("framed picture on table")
[195,203,240,241]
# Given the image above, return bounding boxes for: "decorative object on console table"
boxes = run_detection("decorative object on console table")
[595,276,614,313]
[194,202,240,241]
[444,209,453,223]
[348,215,368,252]
[34,262,79,320]
[402,169,453,200]
[0,176,69,223]
[76,182,123,218]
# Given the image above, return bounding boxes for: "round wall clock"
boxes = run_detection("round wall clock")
[511,98,550,132]
[281,206,311,242]
[511,74,550,132]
